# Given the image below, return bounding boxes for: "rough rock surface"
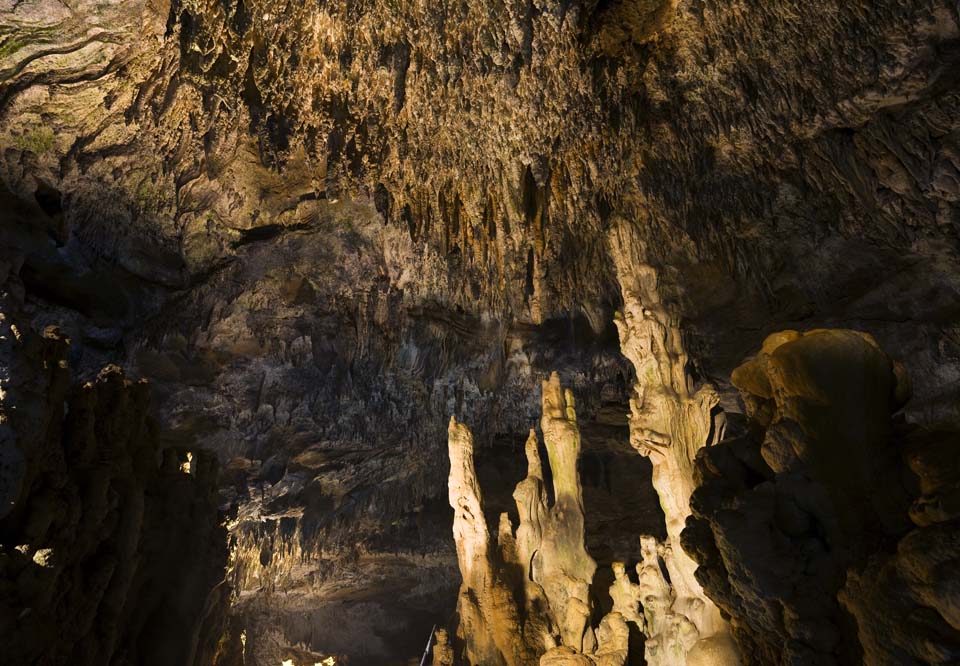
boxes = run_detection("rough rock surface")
[0,284,228,666]
[610,226,738,664]
[3,0,959,414]
[1,0,960,662]
[684,329,960,665]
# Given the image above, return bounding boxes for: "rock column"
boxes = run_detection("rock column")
[608,221,738,665]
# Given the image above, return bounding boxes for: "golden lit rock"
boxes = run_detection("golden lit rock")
[609,222,739,665]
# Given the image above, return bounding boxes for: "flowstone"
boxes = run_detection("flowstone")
[684,329,960,665]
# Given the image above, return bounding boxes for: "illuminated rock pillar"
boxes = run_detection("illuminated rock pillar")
[448,416,539,666]
[537,373,598,654]
[609,221,739,665]
[446,373,601,664]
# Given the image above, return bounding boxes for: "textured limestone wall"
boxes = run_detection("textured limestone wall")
[0,283,229,666]
[3,0,959,352]
[683,329,960,665]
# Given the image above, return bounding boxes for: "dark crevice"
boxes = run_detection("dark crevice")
[232,222,310,248]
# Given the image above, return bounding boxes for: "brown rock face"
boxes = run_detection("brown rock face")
[684,329,960,665]
[0,289,229,666]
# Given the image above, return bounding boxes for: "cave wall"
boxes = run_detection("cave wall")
[1,0,960,663]
[0,284,228,666]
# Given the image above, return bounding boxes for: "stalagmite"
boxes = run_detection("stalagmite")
[635,536,699,665]
[608,562,643,632]
[446,363,748,665]
[593,613,630,666]
[513,430,547,586]
[609,222,739,665]
[448,416,539,666]
[537,373,598,653]
[431,628,455,666]
[448,373,606,665]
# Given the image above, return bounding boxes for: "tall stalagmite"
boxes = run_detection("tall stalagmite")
[448,414,538,666]
[447,372,632,665]
[609,221,739,665]
[535,373,598,654]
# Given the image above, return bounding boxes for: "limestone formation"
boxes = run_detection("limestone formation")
[608,562,643,632]
[449,372,638,665]
[2,0,960,660]
[684,329,960,665]
[593,613,630,666]
[535,373,598,653]
[0,288,229,666]
[448,414,539,666]
[536,611,630,666]
[609,223,739,665]
[539,646,597,666]
[432,628,455,666]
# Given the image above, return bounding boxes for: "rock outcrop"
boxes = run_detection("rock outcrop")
[684,329,960,665]
[0,286,229,666]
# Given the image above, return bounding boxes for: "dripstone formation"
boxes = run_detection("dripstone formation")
[610,223,738,665]
[445,329,960,666]
[1,0,960,662]
[684,330,960,665]
[446,374,633,666]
